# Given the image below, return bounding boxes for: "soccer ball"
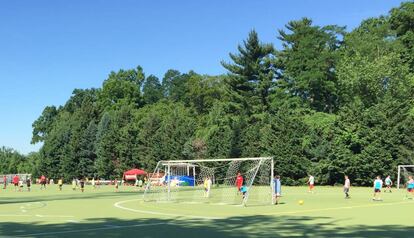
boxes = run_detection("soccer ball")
[298,200,304,205]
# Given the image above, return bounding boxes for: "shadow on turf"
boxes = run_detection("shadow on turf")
[0,215,412,238]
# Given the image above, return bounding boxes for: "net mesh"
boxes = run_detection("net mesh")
[399,166,414,188]
[143,158,273,206]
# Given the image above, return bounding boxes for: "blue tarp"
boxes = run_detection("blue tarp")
[166,175,195,186]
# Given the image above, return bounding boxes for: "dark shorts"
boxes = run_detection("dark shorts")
[408,188,413,192]
[80,183,84,188]
[374,189,381,193]
[344,187,349,193]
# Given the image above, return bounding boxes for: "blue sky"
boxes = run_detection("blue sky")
[0,0,406,154]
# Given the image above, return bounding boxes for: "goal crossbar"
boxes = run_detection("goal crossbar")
[159,157,272,164]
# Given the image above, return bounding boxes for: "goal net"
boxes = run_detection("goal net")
[397,165,414,189]
[143,157,274,206]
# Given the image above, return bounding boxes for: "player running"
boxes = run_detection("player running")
[373,176,383,201]
[273,175,281,205]
[307,175,315,193]
[405,176,414,199]
[236,173,243,193]
[344,175,350,199]
[384,176,393,193]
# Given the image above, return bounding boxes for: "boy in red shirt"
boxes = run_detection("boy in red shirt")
[236,173,243,193]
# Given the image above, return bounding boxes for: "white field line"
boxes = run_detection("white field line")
[263,200,414,216]
[114,199,220,220]
[17,222,167,237]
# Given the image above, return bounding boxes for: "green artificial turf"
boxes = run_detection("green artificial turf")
[0,184,413,237]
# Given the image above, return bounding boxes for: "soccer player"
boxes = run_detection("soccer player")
[236,173,243,193]
[307,175,315,193]
[273,175,281,205]
[18,179,24,192]
[79,178,85,192]
[373,176,383,201]
[115,179,119,192]
[240,184,248,200]
[406,176,414,199]
[204,177,212,198]
[384,176,393,193]
[58,178,63,191]
[26,178,31,192]
[40,175,47,190]
[91,178,96,189]
[72,178,77,191]
[12,175,19,191]
[344,175,351,199]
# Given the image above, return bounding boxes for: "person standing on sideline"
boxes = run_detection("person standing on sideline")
[344,175,351,199]
[273,175,282,205]
[307,175,315,193]
[384,176,393,193]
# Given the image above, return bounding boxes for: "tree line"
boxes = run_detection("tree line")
[2,2,414,185]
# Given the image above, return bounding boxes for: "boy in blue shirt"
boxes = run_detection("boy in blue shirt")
[273,175,281,205]
[406,176,414,199]
[373,176,383,201]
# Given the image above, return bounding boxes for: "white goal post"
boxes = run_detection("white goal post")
[397,165,414,189]
[143,157,274,206]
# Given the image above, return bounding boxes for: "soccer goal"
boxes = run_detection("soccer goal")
[397,165,414,189]
[143,157,274,206]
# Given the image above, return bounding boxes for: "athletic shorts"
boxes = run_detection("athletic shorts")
[408,188,413,192]
[309,184,314,189]
[374,188,381,193]
[343,187,349,193]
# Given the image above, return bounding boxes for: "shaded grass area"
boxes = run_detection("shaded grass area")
[1,215,413,238]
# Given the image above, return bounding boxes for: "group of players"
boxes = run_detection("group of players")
[202,173,414,205]
[305,174,414,202]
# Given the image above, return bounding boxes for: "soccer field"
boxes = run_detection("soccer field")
[0,185,413,238]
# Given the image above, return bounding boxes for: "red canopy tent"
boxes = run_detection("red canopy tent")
[123,169,147,180]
